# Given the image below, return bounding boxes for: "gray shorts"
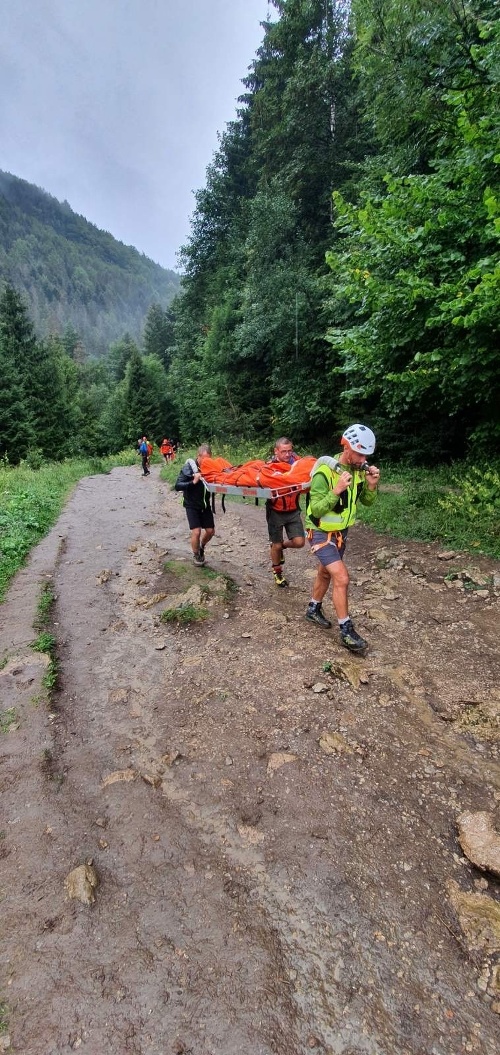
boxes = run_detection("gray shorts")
[308,528,348,566]
[266,506,305,544]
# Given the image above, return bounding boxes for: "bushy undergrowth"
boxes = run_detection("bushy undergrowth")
[358,462,500,559]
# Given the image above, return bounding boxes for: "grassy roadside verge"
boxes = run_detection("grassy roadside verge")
[0,450,138,601]
[357,462,500,559]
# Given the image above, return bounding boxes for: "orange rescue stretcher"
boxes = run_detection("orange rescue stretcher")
[197,454,316,500]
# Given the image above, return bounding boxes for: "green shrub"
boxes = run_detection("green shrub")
[24,448,45,470]
[438,467,500,521]
[359,461,500,558]
[0,998,9,1035]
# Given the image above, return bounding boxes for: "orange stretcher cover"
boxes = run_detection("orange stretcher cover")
[197,455,317,491]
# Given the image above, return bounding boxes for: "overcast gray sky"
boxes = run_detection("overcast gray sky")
[0,0,269,270]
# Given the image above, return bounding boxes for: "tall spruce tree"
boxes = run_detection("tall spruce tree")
[0,286,36,460]
[171,1,363,444]
[143,303,176,369]
[0,339,33,462]
[124,348,165,443]
[107,333,139,382]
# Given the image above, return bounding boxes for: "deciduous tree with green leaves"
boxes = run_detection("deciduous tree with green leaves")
[325,2,499,459]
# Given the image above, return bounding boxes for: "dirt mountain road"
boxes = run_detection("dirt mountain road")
[1,464,499,1055]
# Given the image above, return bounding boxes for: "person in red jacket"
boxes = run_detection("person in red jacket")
[266,437,305,587]
[160,438,175,463]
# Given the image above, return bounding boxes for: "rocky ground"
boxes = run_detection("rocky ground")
[0,464,499,1055]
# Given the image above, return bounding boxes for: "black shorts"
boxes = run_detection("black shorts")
[185,506,215,531]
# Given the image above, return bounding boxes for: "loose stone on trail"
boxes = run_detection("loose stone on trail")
[101,768,136,786]
[457,811,500,878]
[267,752,297,774]
[64,864,99,905]
[319,731,354,756]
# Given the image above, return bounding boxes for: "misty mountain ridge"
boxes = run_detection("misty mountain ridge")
[0,170,180,356]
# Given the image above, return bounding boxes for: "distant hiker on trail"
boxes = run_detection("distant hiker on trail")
[266,436,305,587]
[146,438,153,468]
[160,438,175,463]
[139,436,150,476]
[305,424,380,653]
[174,443,215,567]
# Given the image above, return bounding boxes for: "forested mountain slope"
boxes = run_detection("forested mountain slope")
[0,170,180,356]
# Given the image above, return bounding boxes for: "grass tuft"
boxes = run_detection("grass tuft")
[160,603,209,625]
[31,631,59,694]
[32,632,56,654]
[0,707,18,733]
[34,583,56,630]
[0,999,9,1036]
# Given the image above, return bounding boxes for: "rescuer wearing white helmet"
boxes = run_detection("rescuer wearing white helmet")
[304,424,380,653]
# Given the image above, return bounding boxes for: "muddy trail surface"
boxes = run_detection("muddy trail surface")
[1,465,499,1055]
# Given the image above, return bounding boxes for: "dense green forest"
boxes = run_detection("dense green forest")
[1,1,498,468]
[0,285,179,462]
[0,171,180,356]
[171,0,499,462]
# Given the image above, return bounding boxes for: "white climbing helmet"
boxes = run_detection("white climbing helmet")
[342,423,376,455]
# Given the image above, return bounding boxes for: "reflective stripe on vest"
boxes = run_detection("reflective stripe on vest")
[312,464,363,532]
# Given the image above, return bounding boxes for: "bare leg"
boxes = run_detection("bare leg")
[271,534,305,564]
[270,541,284,566]
[190,527,201,556]
[329,561,350,621]
[283,536,305,551]
[311,561,349,621]
[310,563,331,604]
[200,527,215,550]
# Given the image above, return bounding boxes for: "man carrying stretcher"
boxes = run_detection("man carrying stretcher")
[305,424,380,653]
[266,437,306,588]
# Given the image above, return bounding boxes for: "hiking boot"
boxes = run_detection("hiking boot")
[193,549,205,567]
[339,619,367,653]
[273,569,289,588]
[305,602,332,630]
